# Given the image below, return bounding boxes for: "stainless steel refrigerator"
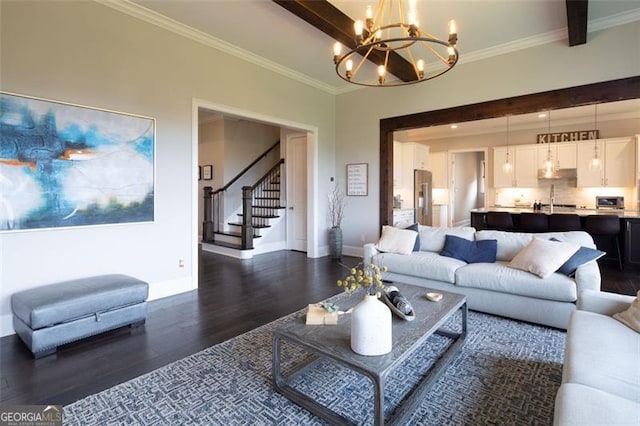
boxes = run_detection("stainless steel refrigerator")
[414,169,433,226]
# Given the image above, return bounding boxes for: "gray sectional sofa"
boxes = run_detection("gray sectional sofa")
[554,290,639,425]
[363,226,602,329]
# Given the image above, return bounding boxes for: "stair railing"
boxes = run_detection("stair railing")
[202,140,280,246]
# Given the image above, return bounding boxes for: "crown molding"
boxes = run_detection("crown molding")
[96,0,339,95]
[96,1,639,97]
[447,8,640,68]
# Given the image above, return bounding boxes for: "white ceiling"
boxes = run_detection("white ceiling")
[404,98,640,141]
[122,0,640,93]
[111,0,640,134]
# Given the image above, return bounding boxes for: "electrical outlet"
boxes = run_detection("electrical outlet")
[178,259,185,268]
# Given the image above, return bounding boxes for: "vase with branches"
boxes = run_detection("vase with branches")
[328,183,347,259]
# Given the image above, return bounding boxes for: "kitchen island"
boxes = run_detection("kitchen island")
[470,207,640,269]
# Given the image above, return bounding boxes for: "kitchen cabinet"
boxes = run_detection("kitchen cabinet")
[493,145,538,188]
[624,219,640,268]
[432,204,448,227]
[577,137,635,187]
[393,209,415,227]
[537,142,577,170]
[393,141,403,189]
[404,142,430,170]
[428,151,448,188]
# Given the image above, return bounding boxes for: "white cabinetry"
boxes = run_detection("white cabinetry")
[493,145,538,188]
[404,142,429,170]
[432,204,448,227]
[393,141,403,189]
[393,209,415,227]
[537,142,577,170]
[577,137,635,187]
[428,151,448,188]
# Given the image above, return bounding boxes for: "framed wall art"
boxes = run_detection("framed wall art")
[0,92,155,232]
[346,163,368,196]
[202,165,212,180]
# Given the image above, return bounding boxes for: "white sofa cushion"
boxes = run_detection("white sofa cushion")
[375,225,417,255]
[553,383,640,426]
[455,261,578,302]
[613,290,640,333]
[418,225,476,252]
[474,230,595,262]
[371,251,466,284]
[507,238,580,279]
[562,310,640,403]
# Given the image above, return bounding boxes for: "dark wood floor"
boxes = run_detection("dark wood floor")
[1,250,638,407]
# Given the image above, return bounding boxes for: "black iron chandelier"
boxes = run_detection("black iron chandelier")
[332,0,459,87]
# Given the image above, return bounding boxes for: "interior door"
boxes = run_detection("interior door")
[286,133,307,252]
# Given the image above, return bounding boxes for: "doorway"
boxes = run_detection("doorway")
[192,98,320,261]
[450,149,486,227]
[285,132,308,252]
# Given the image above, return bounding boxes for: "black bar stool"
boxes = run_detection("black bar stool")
[486,211,514,231]
[518,213,549,232]
[584,215,622,270]
[548,214,582,232]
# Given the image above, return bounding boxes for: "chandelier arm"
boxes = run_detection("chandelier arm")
[404,48,421,80]
[419,40,451,66]
[352,45,376,79]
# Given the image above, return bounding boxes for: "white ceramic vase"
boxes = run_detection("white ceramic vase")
[350,294,392,356]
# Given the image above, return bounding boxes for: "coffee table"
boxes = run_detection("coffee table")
[272,282,467,425]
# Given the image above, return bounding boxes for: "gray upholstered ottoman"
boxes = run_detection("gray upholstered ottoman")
[11,274,149,358]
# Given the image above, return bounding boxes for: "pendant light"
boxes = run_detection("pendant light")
[589,104,602,171]
[543,110,555,178]
[502,116,513,173]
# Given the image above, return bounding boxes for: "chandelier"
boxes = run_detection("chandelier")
[332,0,459,87]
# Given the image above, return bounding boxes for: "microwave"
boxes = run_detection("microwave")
[596,196,624,210]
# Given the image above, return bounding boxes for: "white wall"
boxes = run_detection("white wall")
[198,119,224,234]
[0,1,336,336]
[336,21,640,251]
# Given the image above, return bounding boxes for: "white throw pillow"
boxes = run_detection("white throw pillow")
[376,226,418,255]
[507,238,580,279]
[613,291,640,333]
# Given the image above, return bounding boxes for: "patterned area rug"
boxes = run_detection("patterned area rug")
[64,307,566,425]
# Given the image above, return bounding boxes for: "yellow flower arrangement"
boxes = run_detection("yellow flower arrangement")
[337,263,388,295]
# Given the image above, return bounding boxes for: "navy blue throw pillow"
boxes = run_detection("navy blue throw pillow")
[440,234,497,264]
[404,223,421,252]
[550,238,605,276]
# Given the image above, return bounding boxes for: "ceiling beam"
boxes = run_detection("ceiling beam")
[566,0,588,46]
[272,0,417,82]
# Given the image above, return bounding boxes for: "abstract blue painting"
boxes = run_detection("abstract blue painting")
[0,92,155,231]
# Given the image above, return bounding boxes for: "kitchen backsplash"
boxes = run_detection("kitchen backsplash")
[493,179,638,210]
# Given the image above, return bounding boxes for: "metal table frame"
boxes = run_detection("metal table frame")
[272,285,467,425]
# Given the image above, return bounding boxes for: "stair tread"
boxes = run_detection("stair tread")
[238,214,280,219]
[251,205,286,209]
[227,222,271,229]
[255,197,280,200]
[214,231,262,238]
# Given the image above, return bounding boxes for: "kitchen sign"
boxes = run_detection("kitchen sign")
[536,130,599,144]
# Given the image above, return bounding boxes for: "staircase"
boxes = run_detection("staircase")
[202,142,285,258]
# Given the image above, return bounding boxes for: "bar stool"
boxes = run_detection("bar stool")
[548,214,582,232]
[518,213,549,233]
[584,215,622,270]
[486,211,514,231]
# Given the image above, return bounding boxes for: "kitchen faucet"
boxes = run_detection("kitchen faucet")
[550,184,555,213]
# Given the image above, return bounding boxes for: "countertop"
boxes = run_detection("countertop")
[470,206,640,218]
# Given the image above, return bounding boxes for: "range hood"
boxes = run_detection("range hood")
[537,168,577,180]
